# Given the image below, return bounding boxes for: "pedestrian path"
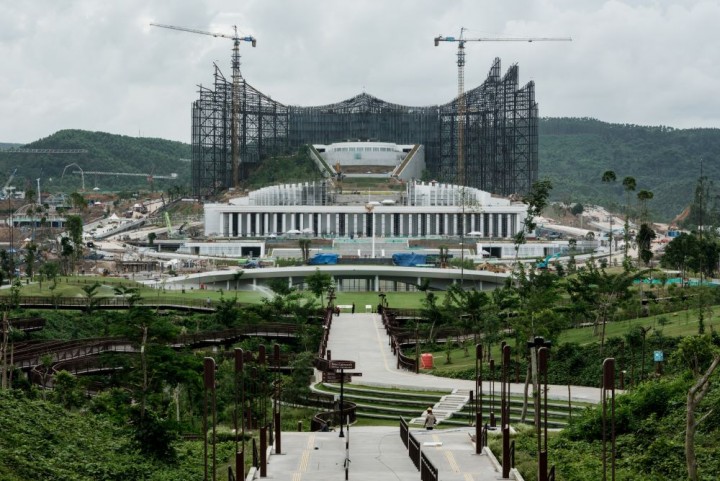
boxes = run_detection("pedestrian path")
[322,312,603,404]
[264,426,503,481]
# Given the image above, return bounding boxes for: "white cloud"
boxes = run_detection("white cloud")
[2,0,719,144]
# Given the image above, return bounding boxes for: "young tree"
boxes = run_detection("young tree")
[298,238,311,264]
[513,179,553,271]
[82,281,103,313]
[636,223,656,266]
[672,335,720,481]
[24,243,37,279]
[305,269,332,305]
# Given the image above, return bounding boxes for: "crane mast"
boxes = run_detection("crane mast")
[150,23,256,190]
[435,28,571,187]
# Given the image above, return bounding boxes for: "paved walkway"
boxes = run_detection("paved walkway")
[323,312,603,404]
[262,312,602,480]
[265,426,502,481]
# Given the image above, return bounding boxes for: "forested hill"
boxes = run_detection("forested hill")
[539,118,720,221]
[0,130,190,193]
[4,120,720,219]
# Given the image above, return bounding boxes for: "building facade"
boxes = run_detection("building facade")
[204,181,526,240]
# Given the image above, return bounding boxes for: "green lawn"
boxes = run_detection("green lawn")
[412,305,719,378]
[334,291,438,310]
[3,276,436,307]
[1,276,267,304]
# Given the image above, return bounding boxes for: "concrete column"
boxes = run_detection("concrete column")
[471,213,476,233]
[375,275,380,292]
[237,213,243,237]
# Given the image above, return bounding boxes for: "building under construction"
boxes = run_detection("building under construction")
[191,58,537,198]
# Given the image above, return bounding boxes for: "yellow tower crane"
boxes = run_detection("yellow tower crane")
[434,28,571,187]
[150,23,256,190]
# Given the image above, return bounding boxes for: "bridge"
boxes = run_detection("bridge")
[164,264,510,292]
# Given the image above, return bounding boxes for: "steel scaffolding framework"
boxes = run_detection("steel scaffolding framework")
[191,58,537,198]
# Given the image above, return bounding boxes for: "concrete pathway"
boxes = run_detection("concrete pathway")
[262,312,603,480]
[322,312,604,404]
[265,426,503,481]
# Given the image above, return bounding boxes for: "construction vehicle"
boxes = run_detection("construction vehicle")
[434,28,570,186]
[536,253,561,269]
[151,22,256,188]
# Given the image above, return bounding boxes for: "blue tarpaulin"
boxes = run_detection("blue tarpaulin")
[308,253,339,265]
[392,252,427,267]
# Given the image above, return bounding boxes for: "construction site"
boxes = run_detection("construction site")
[155,22,568,199]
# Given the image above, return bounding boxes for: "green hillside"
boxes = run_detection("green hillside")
[4,118,720,219]
[539,118,720,221]
[0,130,190,194]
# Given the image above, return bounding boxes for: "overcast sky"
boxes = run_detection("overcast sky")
[2,0,719,144]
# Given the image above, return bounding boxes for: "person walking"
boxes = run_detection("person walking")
[424,408,437,430]
[351,302,356,314]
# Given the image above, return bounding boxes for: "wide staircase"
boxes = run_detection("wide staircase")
[312,382,588,429]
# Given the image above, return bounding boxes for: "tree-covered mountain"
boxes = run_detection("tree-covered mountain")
[0,130,190,194]
[539,118,720,221]
[4,119,720,220]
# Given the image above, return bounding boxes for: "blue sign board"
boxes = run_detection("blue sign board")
[653,351,664,362]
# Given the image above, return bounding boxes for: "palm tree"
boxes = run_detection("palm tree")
[637,190,654,225]
[601,170,617,184]
[622,176,637,262]
[601,171,617,263]
[82,281,102,313]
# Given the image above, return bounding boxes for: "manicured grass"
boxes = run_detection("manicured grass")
[4,276,434,307]
[333,291,439,310]
[1,276,267,304]
[557,307,718,345]
[412,305,719,377]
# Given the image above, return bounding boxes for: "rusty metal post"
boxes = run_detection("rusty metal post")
[490,358,496,427]
[273,344,281,454]
[234,349,245,478]
[501,344,511,479]
[538,347,549,481]
[235,450,243,481]
[258,345,267,428]
[260,426,267,477]
[475,343,483,454]
[602,358,616,481]
[204,357,217,481]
